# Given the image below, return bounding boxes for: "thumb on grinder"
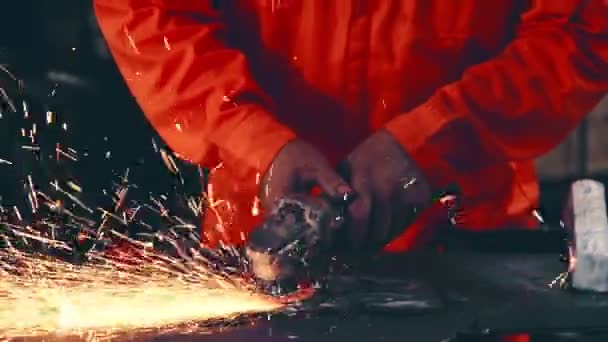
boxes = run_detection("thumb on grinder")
[309,166,353,202]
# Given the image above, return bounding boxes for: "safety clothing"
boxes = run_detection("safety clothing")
[94,0,608,251]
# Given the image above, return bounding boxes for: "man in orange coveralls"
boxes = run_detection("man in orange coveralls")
[94,0,608,254]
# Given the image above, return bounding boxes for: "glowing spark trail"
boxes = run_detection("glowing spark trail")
[0,253,280,339]
[0,228,281,339]
[0,173,284,339]
[0,70,285,340]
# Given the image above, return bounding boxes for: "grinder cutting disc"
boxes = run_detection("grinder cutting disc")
[245,194,346,296]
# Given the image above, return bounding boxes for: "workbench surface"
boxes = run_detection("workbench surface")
[142,231,608,342]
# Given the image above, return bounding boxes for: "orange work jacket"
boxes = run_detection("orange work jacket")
[94,0,608,252]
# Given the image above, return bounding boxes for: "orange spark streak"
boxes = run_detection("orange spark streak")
[0,250,282,339]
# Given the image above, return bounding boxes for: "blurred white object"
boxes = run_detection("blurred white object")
[563,179,608,292]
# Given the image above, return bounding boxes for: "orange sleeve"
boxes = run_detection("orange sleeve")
[93,0,295,173]
[385,0,608,188]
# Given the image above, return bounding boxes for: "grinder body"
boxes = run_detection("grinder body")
[245,194,344,294]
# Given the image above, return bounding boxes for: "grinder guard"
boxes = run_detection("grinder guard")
[245,194,345,294]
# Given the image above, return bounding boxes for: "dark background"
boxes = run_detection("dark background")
[0,1,178,221]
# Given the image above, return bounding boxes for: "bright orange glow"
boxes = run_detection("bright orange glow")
[0,248,282,339]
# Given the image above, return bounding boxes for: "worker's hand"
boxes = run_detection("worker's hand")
[260,140,353,212]
[339,130,433,252]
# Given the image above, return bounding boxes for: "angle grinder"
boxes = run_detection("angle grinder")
[245,194,349,298]
[245,188,458,300]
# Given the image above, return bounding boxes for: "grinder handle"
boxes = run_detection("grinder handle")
[327,184,460,256]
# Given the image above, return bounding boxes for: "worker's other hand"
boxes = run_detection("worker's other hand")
[260,140,353,212]
[339,130,432,252]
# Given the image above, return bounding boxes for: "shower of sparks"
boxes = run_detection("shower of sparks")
[0,75,284,339]
[0,165,283,339]
[0,249,280,339]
